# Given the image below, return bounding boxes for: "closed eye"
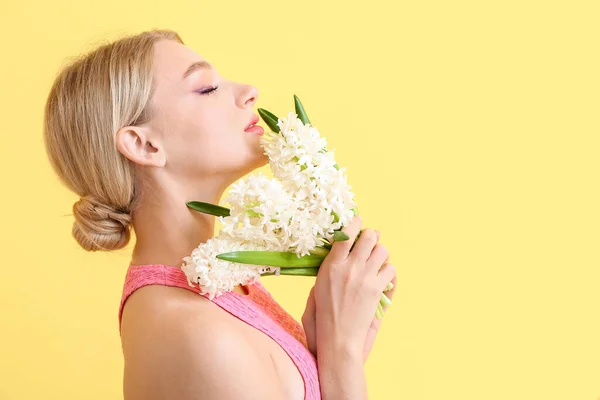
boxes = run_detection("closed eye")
[196,85,219,95]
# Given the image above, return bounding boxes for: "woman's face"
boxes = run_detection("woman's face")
[143,39,268,181]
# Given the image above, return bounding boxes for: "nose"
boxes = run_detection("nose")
[239,84,258,108]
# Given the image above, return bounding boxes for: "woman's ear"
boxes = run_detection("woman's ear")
[115,126,166,168]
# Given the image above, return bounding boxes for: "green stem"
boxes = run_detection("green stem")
[216,250,325,267]
[309,247,330,257]
[261,267,319,277]
[380,292,393,307]
[375,304,383,320]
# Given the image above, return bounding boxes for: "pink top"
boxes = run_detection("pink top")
[118,263,321,400]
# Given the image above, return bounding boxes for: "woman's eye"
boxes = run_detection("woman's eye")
[197,85,218,95]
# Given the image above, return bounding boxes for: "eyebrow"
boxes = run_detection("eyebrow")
[182,61,213,80]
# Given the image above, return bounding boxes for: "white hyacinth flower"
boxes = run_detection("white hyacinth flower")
[180,236,277,300]
[260,111,357,236]
[182,109,358,298]
[218,172,297,252]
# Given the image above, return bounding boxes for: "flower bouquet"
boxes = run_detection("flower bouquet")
[181,95,393,319]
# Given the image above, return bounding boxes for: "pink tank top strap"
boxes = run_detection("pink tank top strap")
[117,263,202,329]
[118,263,321,400]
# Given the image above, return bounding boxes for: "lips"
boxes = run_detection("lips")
[245,114,260,131]
[244,114,264,135]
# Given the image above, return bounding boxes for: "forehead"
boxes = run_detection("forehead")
[152,40,209,85]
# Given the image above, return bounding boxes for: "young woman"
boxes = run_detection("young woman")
[43,29,397,400]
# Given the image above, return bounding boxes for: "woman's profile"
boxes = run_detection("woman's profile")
[43,29,396,400]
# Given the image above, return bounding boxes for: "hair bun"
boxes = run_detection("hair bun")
[72,196,132,252]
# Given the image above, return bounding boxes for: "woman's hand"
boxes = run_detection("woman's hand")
[301,285,318,358]
[303,278,397,363]
[301,220,396,363]
[361,273,396,362]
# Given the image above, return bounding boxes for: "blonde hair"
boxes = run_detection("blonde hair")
[43,29,183,252]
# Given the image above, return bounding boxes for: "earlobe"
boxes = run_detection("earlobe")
[115,126,166,168]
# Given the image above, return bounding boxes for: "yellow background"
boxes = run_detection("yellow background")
[1,0,598,399]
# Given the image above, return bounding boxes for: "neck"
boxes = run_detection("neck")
[129,173,230,269]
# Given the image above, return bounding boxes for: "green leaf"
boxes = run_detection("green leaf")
[186,201,230,217]
[294,95,311,125]
[246,209,264,218]
[258,108,281,133]
[333,231,350,241]
[332,211,340,223]
[259,107,279,122]
[216,251,325,267]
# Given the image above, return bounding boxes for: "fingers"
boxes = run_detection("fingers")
[347,228,379,264]
[366,243,389,274]
[377,263,397,311]
[327,215,363,263]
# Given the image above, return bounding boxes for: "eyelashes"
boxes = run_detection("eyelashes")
[196,85,219,96]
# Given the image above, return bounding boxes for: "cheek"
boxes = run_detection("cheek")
[175,121,230,165]
[188,106,230,137]
[165,101,244,164]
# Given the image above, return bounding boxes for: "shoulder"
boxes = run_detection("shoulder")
[120,285,287,400]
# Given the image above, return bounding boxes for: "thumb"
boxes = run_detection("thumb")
[302,286,316,324]
[306,286,316,313]
[302,285,318,357]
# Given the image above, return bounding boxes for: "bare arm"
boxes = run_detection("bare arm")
[122,302,288,400]
[308,217,397,400]
[317,341,368,400]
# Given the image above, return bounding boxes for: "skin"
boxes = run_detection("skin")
[302,230,398,364]
[116,39,268,275]
[114,39,397,399]
[116,40,304,399]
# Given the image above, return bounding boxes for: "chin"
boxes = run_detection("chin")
[230,152,268,178]
[248,153,269,171]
